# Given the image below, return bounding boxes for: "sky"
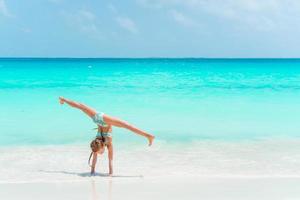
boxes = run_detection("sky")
[0,0,300,58]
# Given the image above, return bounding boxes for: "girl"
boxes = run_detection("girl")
[59,97,155,175]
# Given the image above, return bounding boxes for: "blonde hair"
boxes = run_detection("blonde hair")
[88,138,104,166]
[90,138,104,152]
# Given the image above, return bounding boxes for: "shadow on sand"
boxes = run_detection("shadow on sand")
[39,170,143,178]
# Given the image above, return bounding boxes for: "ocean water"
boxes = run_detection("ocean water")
[1,58,300,182]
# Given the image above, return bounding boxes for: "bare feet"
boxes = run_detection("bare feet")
[59,96,65,105]
[148,135,155,146]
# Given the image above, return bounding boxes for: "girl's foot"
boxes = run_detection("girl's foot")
[148,135,155,146]
[59,97,65,105]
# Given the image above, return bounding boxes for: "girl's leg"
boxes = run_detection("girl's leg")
[59,97,96,117]
[103,114,155,146]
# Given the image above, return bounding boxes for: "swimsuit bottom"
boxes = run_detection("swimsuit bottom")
[91,112,108,127]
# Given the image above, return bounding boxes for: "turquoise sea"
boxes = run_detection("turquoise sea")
[1,58,300,181]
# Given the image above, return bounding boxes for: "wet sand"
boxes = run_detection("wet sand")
[1,177,300,200]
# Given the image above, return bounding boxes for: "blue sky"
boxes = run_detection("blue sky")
[0,0,300,58]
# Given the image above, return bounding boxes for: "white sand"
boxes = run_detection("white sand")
[1,177,300,200]
[2,140,300,183]
[2,141,300,199]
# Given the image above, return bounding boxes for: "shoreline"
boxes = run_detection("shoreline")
[1,57,300,61]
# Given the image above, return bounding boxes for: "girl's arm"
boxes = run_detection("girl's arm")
[91,152,98,175]
[107,144,114,175]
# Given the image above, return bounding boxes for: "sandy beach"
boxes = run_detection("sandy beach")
[1,177,300,200]
[1,141,300,200]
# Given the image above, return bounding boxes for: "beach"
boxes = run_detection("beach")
[1,58,300,199]
[2,140,300,183]
[2,177,300,200]
[1,140,300,199]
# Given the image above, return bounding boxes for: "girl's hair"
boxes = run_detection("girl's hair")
[88,138,104,166]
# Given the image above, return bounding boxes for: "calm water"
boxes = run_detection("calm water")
[2,58,300,181]
[1,58,300,146]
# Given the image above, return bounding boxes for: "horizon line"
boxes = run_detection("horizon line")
[1,57,300,59]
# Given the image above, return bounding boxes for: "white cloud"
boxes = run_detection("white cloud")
[0,0,11,17]
[63,9,103,40]
[78,9,95,21]
[138,0,283,11]
[116,16,139,34]
[108,4,139,34]
[170,10,197,27]
[138,0,300,31]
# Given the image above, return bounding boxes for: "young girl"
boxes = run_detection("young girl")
[59,97,155,175]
